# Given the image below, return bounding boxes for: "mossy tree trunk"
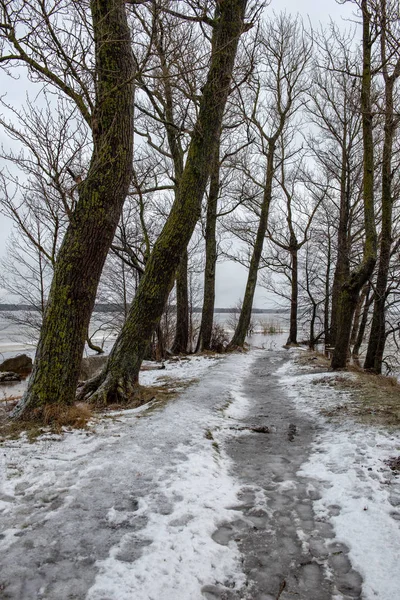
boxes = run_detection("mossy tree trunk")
[331,0,377,370]
[78,0,248,404]
[13,0,135,418]
[364,2,400,373]
[196,137,220,352]
[149,16,190,356]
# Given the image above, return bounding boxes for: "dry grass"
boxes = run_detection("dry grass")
[144,376,200,404]
[39,403,93,430]
[0,402,93,442]
[295,350,400,428]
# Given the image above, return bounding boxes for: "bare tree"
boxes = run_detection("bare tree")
[307,24,364,349]
[364,0,400,373]
[331,0,378,369]
[78,0,252,405]
[228,12,312,348]
[3,0,136,419]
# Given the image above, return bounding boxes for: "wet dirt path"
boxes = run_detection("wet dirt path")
[207,351,363,600]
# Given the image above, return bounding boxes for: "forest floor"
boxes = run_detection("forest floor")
[0,345,399,600]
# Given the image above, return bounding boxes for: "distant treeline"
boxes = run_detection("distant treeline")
[0,303,286,314]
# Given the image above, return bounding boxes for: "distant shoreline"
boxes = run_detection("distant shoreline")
[0,304,287,314]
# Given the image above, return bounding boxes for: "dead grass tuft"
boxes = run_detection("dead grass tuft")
[38,403,92,430]
[0,402,93,442]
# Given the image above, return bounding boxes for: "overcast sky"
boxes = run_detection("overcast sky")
[0,0,356,308]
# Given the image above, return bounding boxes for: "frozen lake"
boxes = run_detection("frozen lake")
[0,311,290,360]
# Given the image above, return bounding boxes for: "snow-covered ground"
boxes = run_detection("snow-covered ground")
[0,348,399,599]
[0,351,261,599]
[278,359,400,600]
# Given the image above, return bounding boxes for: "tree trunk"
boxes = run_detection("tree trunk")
[331,0,377,369]
[155,323,165,361]
[352,283,372,358]
[324,233,332,347]
[78,0,248,405]
[171,249,189,354]
[13,0,135,419]
[309,302,317,351]
[228,140,275,349]
[286,246,298,345]
[330,129,351,348]
[364,13,398,372]
[350,282,368,346]
[196,138,220,352]
[331,284,360,368]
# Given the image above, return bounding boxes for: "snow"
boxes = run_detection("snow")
[87,352,260,600]
[278,359,400,600]
[1,349,399,599]
[87,448,245,600]
[0,352,259,600]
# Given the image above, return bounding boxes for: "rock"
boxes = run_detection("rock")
[0,354,32,374]
[79,355,108,381]
[0,371,22,383]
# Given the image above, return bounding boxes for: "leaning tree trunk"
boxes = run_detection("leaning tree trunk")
[78,0,248,405]
[228,140,275,349]
[331,0,377,370]
[171,249,189,354]
[286,245,298,345]
[350,282,369,346]
[196,138,220,352]
[13,0,135,419]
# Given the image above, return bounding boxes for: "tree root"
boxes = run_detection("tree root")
[76,371,141,407]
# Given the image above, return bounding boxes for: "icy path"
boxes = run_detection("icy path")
[213,352,400,600]
[280,360,400,600]
[0,353,259,599]
[0,349,399,600]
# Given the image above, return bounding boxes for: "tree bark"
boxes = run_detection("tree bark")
[78,0,248,405]
[286,246,298,345]
[331,0,377,369]
[352,283,372,358]
[171,249,189,354]
[330,128,351,347]
[228,140,275,349]
[324,233,332,348]
[196,138,220,352]
[364,2,399,373]
[350,282,368,346]
[309,303,317,351]
[13,0,135,418]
